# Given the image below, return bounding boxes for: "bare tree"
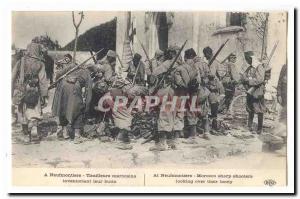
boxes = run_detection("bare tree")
[72,11,84,63]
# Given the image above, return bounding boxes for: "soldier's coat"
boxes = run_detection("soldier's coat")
[52,68,92,128]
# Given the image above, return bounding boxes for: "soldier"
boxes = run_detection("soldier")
[183,48,211,142]
[52,54,75,139]
[12,36,49,143]
[218,53,239,114]
[149,46,185,151]
[90,50,117,120]
[51,65,93,143]
[126,53,146,85]
[98,78,147,150]
[203,46,225,133]
[277,64,287,124]
[55,53,73,71]
[144,49,165,87]
[241,51,266,134]
[95,50,117,84]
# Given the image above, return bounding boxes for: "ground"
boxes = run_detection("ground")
[12,91,286,169]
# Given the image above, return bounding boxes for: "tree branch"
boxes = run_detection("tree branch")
[72,11,76,27]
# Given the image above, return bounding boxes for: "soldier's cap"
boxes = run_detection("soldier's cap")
[133,53,142,61]
[184,48,197,59]
[32,36,40,43]
[228,53,237,58]
[244,51,254,58]
[107,50,117,58]
[64,53,72,60]
[203,46,213,55]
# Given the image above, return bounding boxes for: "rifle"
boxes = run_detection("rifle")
[266,40,279,67]
[246,41,279,96]
[48,48,104,90]
[208,39,229,67]
[89,50,97,64]
[150,40,188,95]
[138,38,153,73]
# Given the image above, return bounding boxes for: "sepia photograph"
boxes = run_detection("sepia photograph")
[6,3,295,193]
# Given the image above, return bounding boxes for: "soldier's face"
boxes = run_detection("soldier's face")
[65,57,71,63]
[107,56,115,63]
[204,52,212,60]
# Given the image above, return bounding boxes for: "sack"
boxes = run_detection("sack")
[23,86,40,108]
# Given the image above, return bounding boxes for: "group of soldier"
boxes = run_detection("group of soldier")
[12,35,270,151]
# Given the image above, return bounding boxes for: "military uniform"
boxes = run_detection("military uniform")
[89,51,117,120]
[217,57,239,113]
[52,67,93,141]
[203,59,224,131]
[149,55,186,150]
[242,53,266,134]
[12,38,48,142]
[100,82,135,150]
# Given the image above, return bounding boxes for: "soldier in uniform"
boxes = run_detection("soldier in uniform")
[52,54,75,139]
[149,46,186,151]
[126,53,146,85]
[144,49,165,87]
[203,46,225,132]
[52,65,93,143]
[88,50,117,117]
[218,53,239,114]
[183,48,211,141]
[12,36,48,142]
[241,51,266,134]
[98,78,143,150]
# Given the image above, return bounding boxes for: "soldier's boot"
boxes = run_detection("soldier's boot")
[166,131,177,150]
[182,125,198,144]
[248,112,255,132]
[116,129,133,150]
[210,119,220,136]
[257,113,264,134]
[73,128,87,144]
[201,117,211,140]
[149,131,167,151]
[62,127,70,139]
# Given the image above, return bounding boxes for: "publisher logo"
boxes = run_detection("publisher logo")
[264,179,276,186]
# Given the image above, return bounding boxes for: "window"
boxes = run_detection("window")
[227,12,247,27]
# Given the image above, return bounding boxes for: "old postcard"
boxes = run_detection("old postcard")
[8,7,294,193]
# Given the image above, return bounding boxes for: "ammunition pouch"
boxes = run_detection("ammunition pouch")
[23,86,40,108]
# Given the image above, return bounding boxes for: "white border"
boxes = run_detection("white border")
[0,0,296,195]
